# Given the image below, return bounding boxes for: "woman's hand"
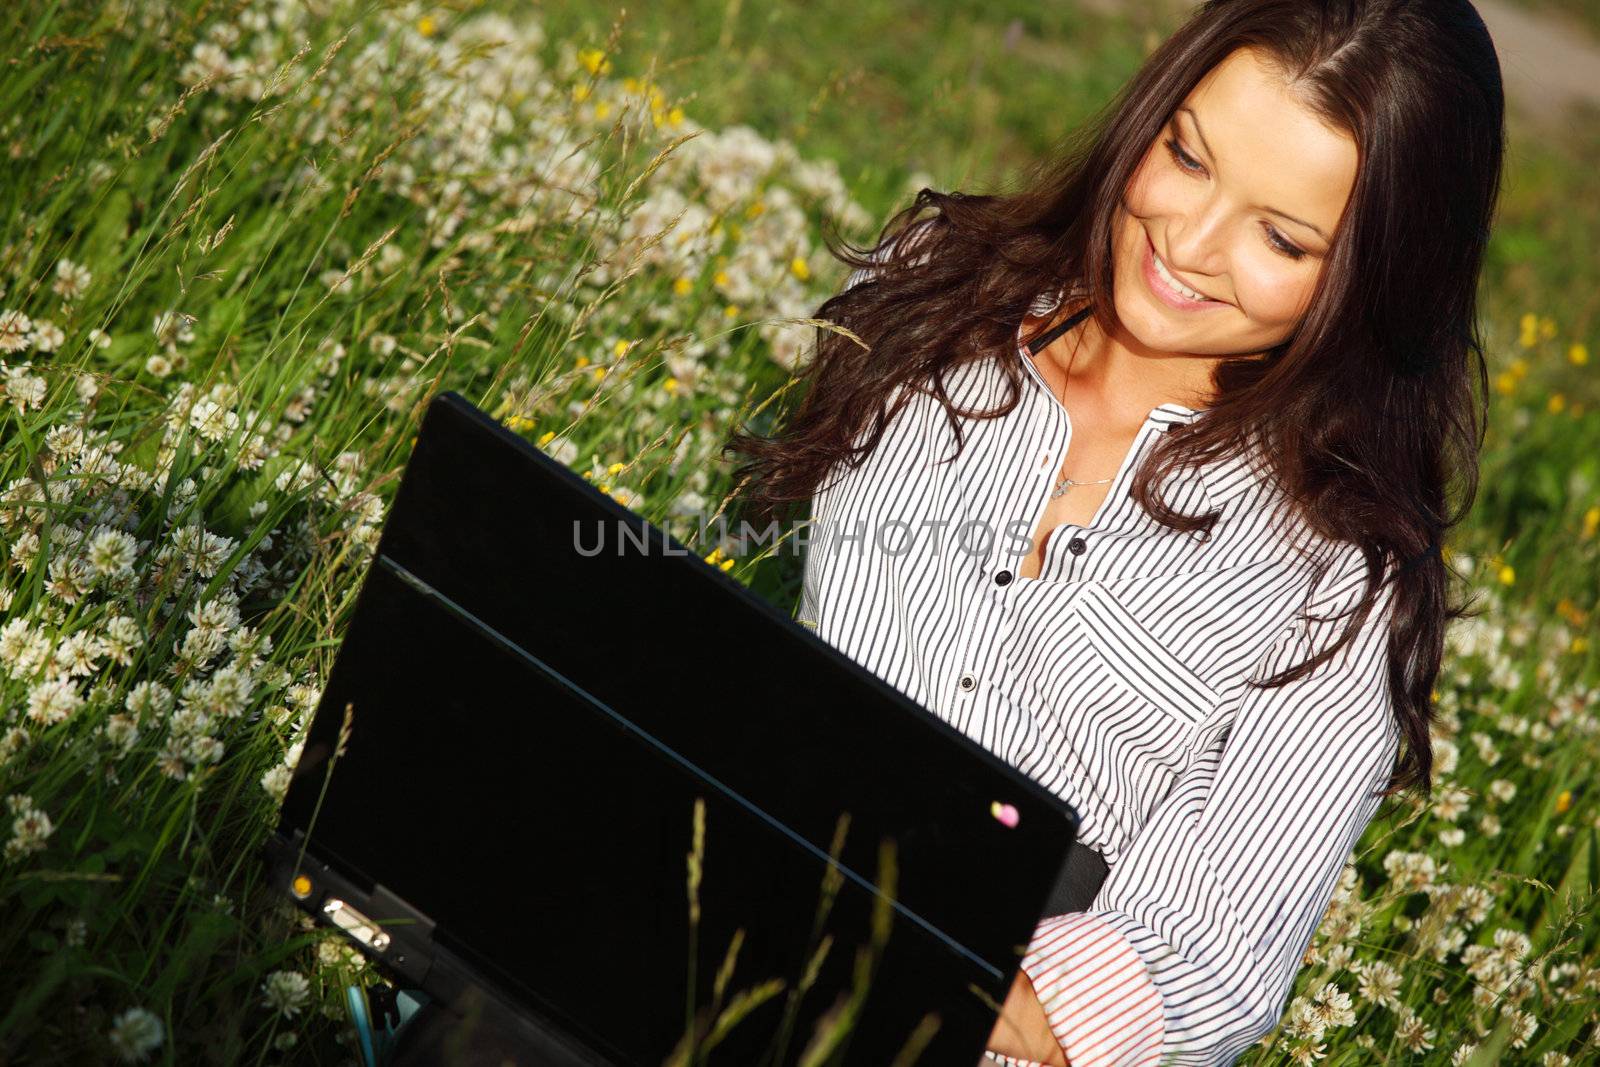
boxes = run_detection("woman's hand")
[985,967,1069,1065]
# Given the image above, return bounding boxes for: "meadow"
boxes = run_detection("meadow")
[0,0,1597,1063]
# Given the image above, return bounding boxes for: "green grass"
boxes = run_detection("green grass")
[0,1,1597,1063]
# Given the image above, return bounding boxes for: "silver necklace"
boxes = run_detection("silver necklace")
[1051,470,1113,500]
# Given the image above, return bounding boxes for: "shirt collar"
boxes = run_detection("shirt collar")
[1013,305,1262,515]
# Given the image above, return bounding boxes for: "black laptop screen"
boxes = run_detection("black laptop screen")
[275,391,1081,1065]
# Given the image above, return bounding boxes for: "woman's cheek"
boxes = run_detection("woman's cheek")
[1234,263,1314,339]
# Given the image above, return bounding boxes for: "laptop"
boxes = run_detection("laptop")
[262,389,1084,1065]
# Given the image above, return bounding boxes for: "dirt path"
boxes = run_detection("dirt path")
[1472,0,1600,130]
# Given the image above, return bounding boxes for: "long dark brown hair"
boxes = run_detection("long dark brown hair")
[725,0,1504,798]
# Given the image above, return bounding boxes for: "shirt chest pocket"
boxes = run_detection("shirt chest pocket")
[1073,582,1221,728]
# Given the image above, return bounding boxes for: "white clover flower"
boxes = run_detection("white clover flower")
[107,1006,164,1062]
[1282,994,1325,1041]
[104,713,140,754]
[53,258,92,301]
[3,796,55,860]
[29,320,65,352]
[144,354,172,378]
[156,738,189,781]
[204,664,254,718]
[86,327,112,349]
[5,371,47,411]
[1507,1007,1538,1049]
[44,423,86,458]
[1382,849,1438,893]
[26,677,85,726]
[260,969,311,1017]
[1432,784,1471,822]
[0,617,42,672]
[1489,778,1517,803]
[1353,959,1403,1010]
[1459,883,1491,927]
[1439,827,1465,847]
[52,631,105,677]
[125,679,173,720]
[1393,1005,1435,1052]
[85,524,136,575]
[0,309,32,352]
[260,764,291,803]
[1308,981,1355,1030]
[184,735,224,765]
[0,727,27,762]
[100,615,142,666]
[1451,1044,1478,1065]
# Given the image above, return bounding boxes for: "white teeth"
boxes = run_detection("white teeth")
[1153,250,1209,302]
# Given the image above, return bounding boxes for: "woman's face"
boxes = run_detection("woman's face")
[1113,45,1358,358]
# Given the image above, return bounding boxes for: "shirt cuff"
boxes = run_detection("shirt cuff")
[1007,911,1164,1066]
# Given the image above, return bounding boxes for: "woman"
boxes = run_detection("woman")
[725,1,1503,1064]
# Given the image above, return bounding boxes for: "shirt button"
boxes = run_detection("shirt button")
[1066,536,1087,555]
[994,569,1013,586]
[958,672,976,692]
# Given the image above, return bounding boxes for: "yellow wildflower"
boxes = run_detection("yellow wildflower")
[572,84,591,104]
[612,339,631,358]
[595,100,612,121]
[1584,506,1599,539]
[673,277,693,296]
[607,462,626,476]
[577,48,612,76]
[1493,371,1516,395]
[664,377,679,395]
[745,200,766,219]
[538,430,556,446]
[1555,790,1572,815]
[575,355,590,369]
[724,305,739,318]
[790,257,810,281]
[416,15,436,36]
[1548,393,1566,414]
[1497,564,1515,585]
[593,366,607,382]
[1570,343,1590,366]
[504,415,536,433]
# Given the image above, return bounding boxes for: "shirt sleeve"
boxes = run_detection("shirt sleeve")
[1008,547,1403,1066]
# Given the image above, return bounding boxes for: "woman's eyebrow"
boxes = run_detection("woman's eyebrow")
[1177,105,1332,241]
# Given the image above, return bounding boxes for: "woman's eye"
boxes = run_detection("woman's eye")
[1264,224,1308,261]
[1162,138,1203,174]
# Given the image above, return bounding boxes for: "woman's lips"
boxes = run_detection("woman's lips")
[1141,231,1225,311]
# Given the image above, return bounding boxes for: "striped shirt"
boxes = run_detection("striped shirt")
[797,225,1401,1065]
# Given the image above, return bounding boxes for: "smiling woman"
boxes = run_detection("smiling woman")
[724,1,1504,1064]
